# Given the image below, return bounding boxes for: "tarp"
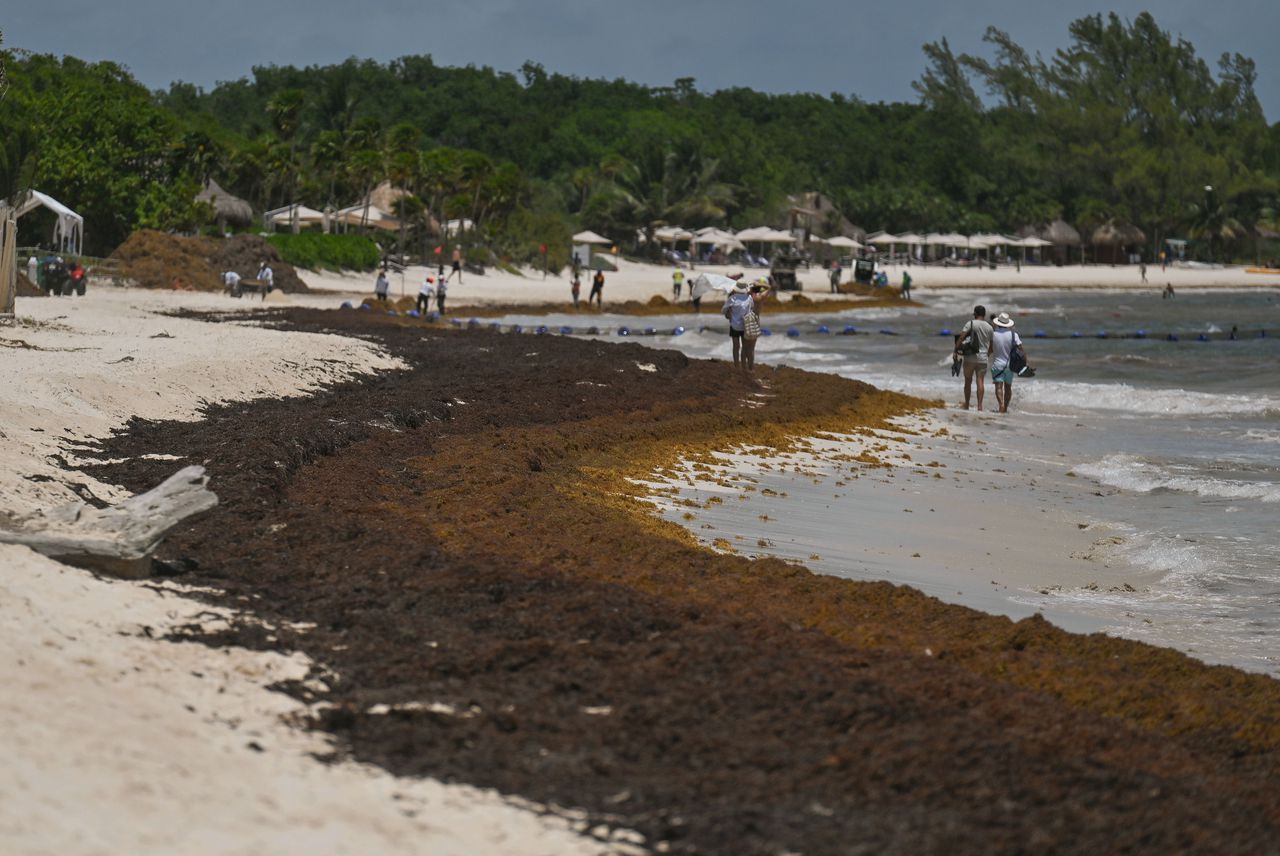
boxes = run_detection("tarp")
[0,190,83,255]
[689,272,739,302]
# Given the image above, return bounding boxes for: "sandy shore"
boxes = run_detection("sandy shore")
[0,290,632,855]
[4,274,1280,852]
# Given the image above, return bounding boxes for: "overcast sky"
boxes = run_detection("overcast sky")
[7,1,1279,120]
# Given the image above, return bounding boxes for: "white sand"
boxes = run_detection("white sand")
[0,287,634,855]
[299,257,1280,307]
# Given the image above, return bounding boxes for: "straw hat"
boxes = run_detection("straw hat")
[993,312,1015,328]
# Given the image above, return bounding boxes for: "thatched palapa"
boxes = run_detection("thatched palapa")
[196,180,253,228]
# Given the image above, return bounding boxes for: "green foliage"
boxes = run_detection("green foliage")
[4,12,1280,263]
[267,232,381,271]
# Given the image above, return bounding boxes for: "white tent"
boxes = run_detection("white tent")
[572,230,612,244]
[0,190,83,255]
[266,203,326,229]
[824,235,863,249]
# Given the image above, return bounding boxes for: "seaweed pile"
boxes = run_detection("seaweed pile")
[84,309,1280,854]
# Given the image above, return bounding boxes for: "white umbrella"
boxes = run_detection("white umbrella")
[654,226,693,242]
[763,229,796,243]
[924,233,951,246]
[734,226,774,241]
[689,273,740,302]
[866,232,900,245]
[825,235,863,249]
[693,229,745,251]
[572,230,613,244]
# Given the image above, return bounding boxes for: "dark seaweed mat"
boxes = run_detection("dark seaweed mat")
[82,309,1280,855]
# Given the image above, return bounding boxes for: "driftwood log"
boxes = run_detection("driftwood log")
[0,465,217,578]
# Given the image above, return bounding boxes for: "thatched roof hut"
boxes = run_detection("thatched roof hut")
[1041,219,1082,246]
[196,180,253,228]
[1091,220,1146,247]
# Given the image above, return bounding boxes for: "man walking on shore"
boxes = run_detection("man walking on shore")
[954,305,993,410]
[989,312,1026,414]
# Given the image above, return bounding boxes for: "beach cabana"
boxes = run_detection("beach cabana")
[0,189,83,256]
[824,235,863,250]
[693,229,745,253]
[571,230,613,269]
[1091,220,1146,265]
[335,202,400,232]
[197,180,253,232]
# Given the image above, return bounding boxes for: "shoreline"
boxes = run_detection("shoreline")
[5,293,1280,852]
[75,307,1280,852]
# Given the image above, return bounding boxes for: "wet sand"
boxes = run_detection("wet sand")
[79,308,1280,854]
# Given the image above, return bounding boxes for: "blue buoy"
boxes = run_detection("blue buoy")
[939,328,952,336]
[536,325,549,335]
[467,318,481,327]
[428,311,440,321]
[1259,330,1267,338]
[643,326,657,335]
[672,326,685,336]
[386,309,398,316]
[559,325,573,335]
[1034,330,1047,338]
[407,309,420,318]
[1197,332,1209,342]
[449,318,462,326]
[340,301,353,310]
[1070,331,1082,338]
[1096,331,1108,339]
[760,328,772,336]
[879,329,896,335]
[511,324,523,334]
[1166,333,1178,341]
[358,303,370,311]
[816,325,831,334]
[618,326,630,336]
[1134,330,1146,339]
[786,327,801,337]
[489,322,503,330]
[842,325,857,335]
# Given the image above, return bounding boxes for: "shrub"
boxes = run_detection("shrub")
[267,232,381,272]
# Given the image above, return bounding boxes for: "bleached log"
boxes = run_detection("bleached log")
[0,466,218,578]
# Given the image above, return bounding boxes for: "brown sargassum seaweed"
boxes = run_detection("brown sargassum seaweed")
[86,308,1280,855]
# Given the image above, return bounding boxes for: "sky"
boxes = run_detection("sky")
[6,1,1279,121]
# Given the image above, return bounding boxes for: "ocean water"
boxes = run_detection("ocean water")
[502,289,1280,675]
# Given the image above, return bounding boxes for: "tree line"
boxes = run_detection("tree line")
[2,12,1277,262]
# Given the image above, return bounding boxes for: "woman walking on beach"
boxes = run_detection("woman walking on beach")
[589,269,604,308]
[723,277,768,373]
[989,312,1026,414]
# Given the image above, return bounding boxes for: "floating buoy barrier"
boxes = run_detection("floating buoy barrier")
[816,325,831,334]
[467,318,481,327]
[878,329,897,335]
[842,325,857,334]
[1096,331,1108,339]
[939,328,952,336]
[340,301,353,310]
[618,326,630,336]
[358,303,370,311]
[449,318,463,326]
[1134,330,1146,339]
[511,324,523,334]
[386,310,398,316]
[760,328,772,336]
[1197,333,1209,341]
[407,309,420,318]
[428,311,440,321]
[490,322,503,330]
[672,326,685,336]
[587,326,600,335]
[1034,330,1047,338]
[1070,332,1082,338]
[786,327,801,338]
[535,325,549,335]
[643,326,657,335]
[1167,333,1178,341]
[559,325,573,335]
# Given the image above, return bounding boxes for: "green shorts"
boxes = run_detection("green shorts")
[991,366,1014,383]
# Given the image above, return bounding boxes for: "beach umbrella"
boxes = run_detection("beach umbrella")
[572,230,613,244]
[689,273,739,302]
[825,235,863,249]
[734,226,774,241]
[866,232,900,245]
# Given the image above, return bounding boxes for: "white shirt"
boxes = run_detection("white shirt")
[990,328,1022,371]
[258,265,273,284]
[223,271,241,287]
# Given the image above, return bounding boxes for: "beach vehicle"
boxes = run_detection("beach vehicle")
[770,247,804,291]
[39,256,74,295]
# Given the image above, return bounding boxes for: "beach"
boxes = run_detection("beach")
[3,270,1280,853]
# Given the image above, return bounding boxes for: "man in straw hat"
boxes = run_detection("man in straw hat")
[989,312,1027,414]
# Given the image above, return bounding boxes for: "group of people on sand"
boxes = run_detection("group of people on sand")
[952,305,1032,414]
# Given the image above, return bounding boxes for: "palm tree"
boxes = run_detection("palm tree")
[1188,191,1245,263]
